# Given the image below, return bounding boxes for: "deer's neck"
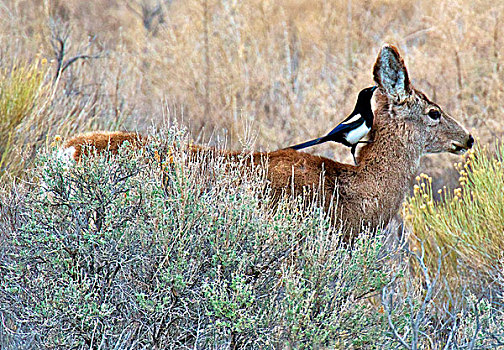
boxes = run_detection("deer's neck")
[359,118,423,177]
[344,117,423,225]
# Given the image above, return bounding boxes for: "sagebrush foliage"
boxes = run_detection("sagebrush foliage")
[0,131,393,349]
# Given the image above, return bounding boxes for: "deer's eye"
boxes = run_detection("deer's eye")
[428,110,441,120]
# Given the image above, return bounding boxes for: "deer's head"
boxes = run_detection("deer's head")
[372,44,473,155]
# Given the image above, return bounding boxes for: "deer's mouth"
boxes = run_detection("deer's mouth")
[449,141,470,155]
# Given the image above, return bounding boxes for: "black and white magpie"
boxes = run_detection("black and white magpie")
[288,85,378,165]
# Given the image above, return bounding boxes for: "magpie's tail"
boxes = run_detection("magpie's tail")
[287,137,325,150]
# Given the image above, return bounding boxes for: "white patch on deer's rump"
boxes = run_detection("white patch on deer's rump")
[56,146,76,168]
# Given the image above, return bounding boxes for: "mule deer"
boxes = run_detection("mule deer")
[61,45,473,238]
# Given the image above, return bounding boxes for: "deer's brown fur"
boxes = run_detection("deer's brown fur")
[63,131,147,161]
[61,45,473,237]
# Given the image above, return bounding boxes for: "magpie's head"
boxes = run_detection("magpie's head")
[355,86,378,109]
[358,85,378,98]
[372,44,473,155]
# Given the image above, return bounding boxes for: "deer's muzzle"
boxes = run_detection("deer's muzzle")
[450,134,474,154]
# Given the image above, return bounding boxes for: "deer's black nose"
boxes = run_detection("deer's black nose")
[467,135,474,149]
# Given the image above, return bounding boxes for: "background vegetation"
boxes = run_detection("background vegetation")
[0,0,502,181]
[0,0,503,348]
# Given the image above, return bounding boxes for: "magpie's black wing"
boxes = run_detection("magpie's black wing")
[288,114,363,150]
[288,137,324,150]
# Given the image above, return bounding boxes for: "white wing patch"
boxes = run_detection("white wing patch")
[345,124,370,144]
[342,114,361,125]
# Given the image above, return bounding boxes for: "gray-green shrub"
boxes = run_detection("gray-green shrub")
[0,129,392,349]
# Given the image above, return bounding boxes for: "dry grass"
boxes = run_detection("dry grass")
[0,0,502,178]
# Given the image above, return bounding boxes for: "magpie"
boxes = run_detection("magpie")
[288,85,378,165]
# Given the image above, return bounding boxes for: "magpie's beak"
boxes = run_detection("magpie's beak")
[371,86,378,92]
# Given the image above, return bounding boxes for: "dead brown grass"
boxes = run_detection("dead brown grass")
[0,0,502,182]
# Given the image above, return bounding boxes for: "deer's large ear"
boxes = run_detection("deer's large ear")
[373,44,412,103]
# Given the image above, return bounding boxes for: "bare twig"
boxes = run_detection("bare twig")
[411,244,442,349]
[126,0,172,33]
[468,297,483,350]
[442,310,459,350]
[382,283,411,350]
[382,243,444,350]
[49,18,101,82]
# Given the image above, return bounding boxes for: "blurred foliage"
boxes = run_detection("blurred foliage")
[1,0,503,179]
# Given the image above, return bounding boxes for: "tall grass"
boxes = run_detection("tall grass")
[0,59,49,171]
